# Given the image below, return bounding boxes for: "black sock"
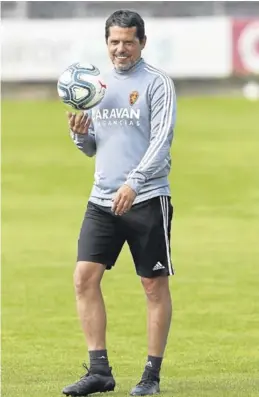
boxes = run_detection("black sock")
[89,350,110,372]
[142,355,163,380]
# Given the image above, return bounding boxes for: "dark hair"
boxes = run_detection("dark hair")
[105,10,145,42]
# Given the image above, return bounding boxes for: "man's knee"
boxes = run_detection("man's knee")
[141,276,170,302]
[74,261,105,296]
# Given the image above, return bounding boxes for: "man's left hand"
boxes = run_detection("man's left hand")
[112,185,137,216]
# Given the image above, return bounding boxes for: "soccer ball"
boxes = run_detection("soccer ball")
[57,62,107,110]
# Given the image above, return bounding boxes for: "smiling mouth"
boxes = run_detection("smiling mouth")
[115,56,129,60]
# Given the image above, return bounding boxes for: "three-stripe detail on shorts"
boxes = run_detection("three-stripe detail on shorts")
[160,196,174,275]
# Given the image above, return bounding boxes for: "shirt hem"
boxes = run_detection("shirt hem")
[88,189,171,207]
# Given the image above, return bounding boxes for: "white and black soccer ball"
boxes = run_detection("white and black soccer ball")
[57,62,107,110]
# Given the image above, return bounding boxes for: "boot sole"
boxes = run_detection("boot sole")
[63,382,115,396]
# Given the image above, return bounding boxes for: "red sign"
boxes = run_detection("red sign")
[232,19,259,75]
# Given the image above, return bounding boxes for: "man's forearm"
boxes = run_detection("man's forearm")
[70,131,96,157]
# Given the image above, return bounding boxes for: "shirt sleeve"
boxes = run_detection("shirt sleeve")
[125,74,176,194]
[70,111,96,157]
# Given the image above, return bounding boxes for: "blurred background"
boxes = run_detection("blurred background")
[1,0,259,98]
[2,2,259,397]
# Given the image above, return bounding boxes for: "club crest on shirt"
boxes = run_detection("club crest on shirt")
[129,91,139,106]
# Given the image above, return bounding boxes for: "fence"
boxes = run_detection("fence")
[2,1,259,19]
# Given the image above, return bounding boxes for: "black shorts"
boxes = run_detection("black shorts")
[77,196,174,278]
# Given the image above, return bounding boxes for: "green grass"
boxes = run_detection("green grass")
[2,97,259,397]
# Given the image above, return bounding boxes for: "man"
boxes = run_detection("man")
[62,9,176,397]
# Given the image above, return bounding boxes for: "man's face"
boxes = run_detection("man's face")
[107,26,146,71]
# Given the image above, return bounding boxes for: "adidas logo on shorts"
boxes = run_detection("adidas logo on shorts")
[152,262,165,271]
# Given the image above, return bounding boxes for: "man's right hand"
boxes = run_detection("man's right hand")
[67,111,91,135]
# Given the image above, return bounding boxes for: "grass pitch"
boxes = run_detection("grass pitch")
[2,97,259,396]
